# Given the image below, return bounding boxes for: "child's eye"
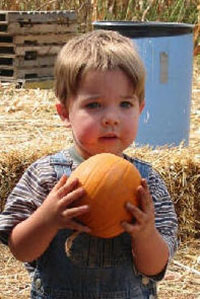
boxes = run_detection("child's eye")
[120,101,133,108]
[85,102,101,109]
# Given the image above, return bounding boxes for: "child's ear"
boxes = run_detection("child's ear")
[139,100,145,114]
[56,103,71,128]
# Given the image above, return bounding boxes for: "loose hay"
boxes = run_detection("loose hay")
[0,243,31,299]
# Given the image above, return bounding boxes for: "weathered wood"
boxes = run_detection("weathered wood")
[3,22,77,35]
[0,66,54,80]
[0,42,14,47]
[0,55,56,67]
[0,10,77,83]
[0,65,13,69]
[0,53,15,58]
[0,45,61,56]
[13,33,78,45]
[0,10,76,24]
[17,55,56,67]
[0,76,53,83]
[15,45,61,56]
[0,32,78,45]
[0,76,15,81]
[16,66,54,79]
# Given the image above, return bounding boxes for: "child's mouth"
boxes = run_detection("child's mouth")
[99,134,118,141]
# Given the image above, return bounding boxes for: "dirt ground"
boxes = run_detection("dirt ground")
[0,58,199,298]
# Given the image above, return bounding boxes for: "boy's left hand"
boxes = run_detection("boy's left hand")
[121,179,155,240]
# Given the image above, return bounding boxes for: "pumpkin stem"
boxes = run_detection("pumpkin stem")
[65,231,81,257]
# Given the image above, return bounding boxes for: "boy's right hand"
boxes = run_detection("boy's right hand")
[38,174,91,233]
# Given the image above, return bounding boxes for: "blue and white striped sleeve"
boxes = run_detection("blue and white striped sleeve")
[0,156,57,245]
[148,168,178,260]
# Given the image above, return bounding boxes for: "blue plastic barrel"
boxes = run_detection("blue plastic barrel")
[93,21,194,147]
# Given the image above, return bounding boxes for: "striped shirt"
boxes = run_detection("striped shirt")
[0,148,178,265]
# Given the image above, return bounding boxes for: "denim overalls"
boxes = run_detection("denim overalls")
[31,151,157,299]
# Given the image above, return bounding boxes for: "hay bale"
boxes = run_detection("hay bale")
[126,145,200,241]
[0,142,199,241]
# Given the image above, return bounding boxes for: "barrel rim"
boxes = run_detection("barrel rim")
[93,21,194,37]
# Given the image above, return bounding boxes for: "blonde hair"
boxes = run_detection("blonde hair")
[55,30,146,106]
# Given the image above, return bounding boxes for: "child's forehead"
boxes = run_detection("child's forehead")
[81,67,130,81]
[76,69,136,96]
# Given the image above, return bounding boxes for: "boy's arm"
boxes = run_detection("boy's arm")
[124,203,169,276]
[8,175,90,262]
[122,177,178,277]
[8,205,58,262]
[132,229,169,276]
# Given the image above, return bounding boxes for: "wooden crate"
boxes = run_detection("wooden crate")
[0,11,78,83]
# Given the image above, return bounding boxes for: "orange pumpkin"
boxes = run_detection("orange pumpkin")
[68,153,141,238]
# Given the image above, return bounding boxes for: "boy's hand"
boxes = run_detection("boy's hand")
[121,178,155,240]
[121,179,169,276]
[38,174,91,233]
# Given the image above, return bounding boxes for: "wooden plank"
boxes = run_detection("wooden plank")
[15,45,61,56]
[15,55,56,67]
[6,22,77,35]
[0,76,17,81]
[0,76,54,84]
[0,11,76,24]
[0,66,54,80]
[0,53,15,58]
[0,65,14,69]
[0,32,11,36]
[13,33,78,45]
[16,66,54,79]
[0,42,14,47]
[0,55,56,68]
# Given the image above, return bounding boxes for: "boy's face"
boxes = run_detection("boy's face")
[57,69,145,159]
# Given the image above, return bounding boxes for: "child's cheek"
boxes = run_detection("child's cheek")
[74,121,97,143]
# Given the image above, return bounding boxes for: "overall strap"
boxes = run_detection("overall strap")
[50,151,73,180]
[133,158,151,180]
[123,153,151,180]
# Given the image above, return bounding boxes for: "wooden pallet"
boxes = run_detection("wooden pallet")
[0,10,77,83]
[0,32,77,45]
[0,55,56,67]
[0,22,77,35]
[0,10,76,24]
[0,66,54,79]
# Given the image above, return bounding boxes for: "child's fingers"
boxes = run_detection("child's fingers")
[126,202,144,224]
[62,204,90,220]
[53,174,68,191]
[137,179,153,213]
[121,220,139,235]
[56,177,80,199]
[141,178,148,189]
[60,186,86,208]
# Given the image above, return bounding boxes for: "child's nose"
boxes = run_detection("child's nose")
[102,111,119,126]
